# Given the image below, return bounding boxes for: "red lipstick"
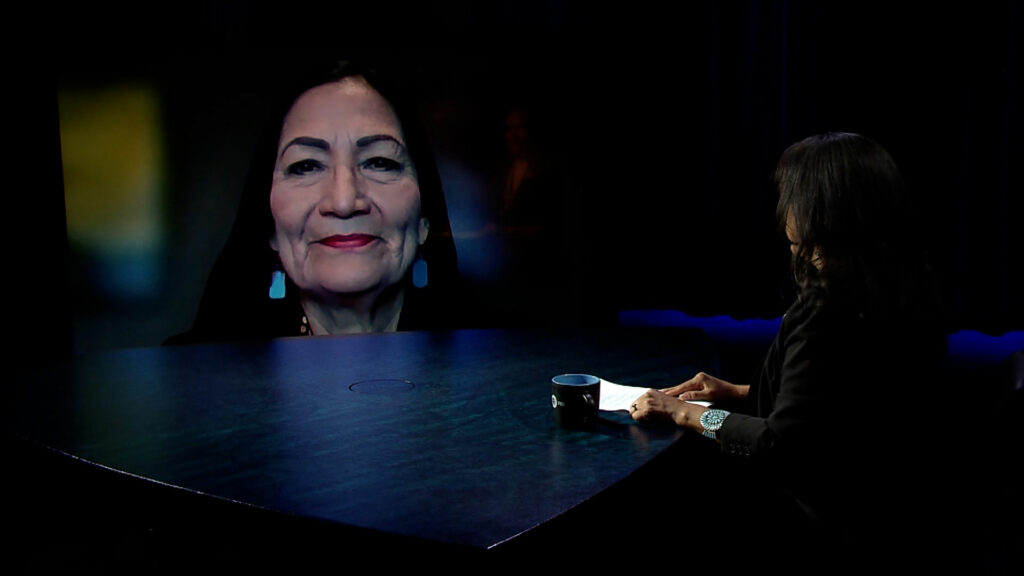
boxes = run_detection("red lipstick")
[317,234,377,249]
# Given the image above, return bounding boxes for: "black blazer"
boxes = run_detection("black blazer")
[717,287,946,538]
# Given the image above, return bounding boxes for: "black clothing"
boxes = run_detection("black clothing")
[718,286,949,569]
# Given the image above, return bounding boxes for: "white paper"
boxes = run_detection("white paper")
[599,379,711,412]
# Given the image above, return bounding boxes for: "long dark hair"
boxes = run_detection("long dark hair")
[170,57,459,343]
[774,132,936,320]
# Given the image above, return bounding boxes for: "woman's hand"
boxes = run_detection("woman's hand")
[629,389,705,430]
[660,372,748,404]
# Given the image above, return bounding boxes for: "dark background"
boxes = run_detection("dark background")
[9,1,1020,359]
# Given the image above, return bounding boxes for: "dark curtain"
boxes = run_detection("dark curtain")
[571,1,1019,335]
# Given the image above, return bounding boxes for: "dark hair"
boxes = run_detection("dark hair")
[170,58,459,343]
[774,132,935,319]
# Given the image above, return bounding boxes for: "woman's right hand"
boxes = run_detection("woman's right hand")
[661,372,748,404]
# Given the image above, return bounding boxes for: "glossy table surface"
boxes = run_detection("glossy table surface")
[6,327,717,558]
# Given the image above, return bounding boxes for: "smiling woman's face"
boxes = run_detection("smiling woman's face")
[269,77,429,302]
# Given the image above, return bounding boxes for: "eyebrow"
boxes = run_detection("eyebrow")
[279,136,329,158]
[355,134,406,150]
[279,134,406,160]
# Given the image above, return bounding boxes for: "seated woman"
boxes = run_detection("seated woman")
[169,59,460,343]
[629,132,948,566]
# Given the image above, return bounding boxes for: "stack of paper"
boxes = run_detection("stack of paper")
[598,379,712,411]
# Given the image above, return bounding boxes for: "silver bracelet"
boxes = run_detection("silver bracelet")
[699,408,730,440]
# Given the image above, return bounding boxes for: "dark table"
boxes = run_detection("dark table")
[5,327,718,569]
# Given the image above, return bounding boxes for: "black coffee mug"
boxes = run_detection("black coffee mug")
[551,374,601,429]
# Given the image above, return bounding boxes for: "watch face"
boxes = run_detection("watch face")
[701,409,727,431]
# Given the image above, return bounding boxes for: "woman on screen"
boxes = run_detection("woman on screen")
[169,58,460,343]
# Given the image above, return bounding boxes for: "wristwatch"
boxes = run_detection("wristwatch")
[699,409,730,440]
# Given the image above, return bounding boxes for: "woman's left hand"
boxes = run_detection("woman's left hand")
[629,388,705,430]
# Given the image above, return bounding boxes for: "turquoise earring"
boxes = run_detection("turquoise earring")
[412,256,428,288]
[269,264,286,299]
